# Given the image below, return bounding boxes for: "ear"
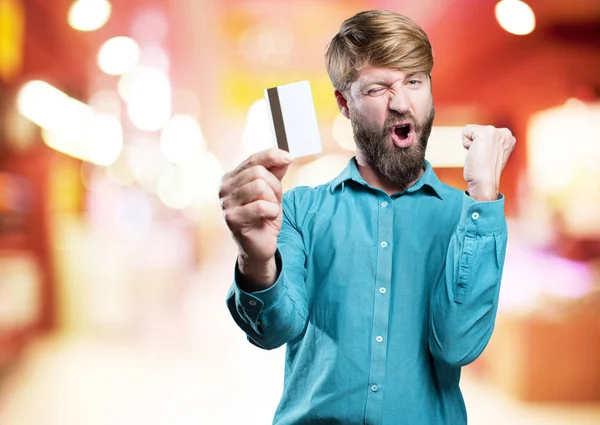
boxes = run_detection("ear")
[335,89,350,119]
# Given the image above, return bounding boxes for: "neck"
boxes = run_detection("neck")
[355,153,425,196]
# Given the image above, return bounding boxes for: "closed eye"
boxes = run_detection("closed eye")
[367,87,387,96]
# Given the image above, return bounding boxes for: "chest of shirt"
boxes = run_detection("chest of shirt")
[296,191,459,318]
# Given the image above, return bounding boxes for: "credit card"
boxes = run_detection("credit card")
[264,80,322,158]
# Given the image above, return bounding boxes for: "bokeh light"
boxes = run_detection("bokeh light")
[241,99,274,155]
[495,0,536,35]
[68,0,111,32]
[97,37,141,76]
[160,115,206,165]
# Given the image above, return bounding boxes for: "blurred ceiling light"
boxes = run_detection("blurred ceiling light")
[332,114,355,151]
[128,97,171,132]
[194,151,224,206]
[68,0,111,32]
[139,45,170,74]
[97,36,141,75]
[42,128,90,162]
[157,150,223,210]
[564,97,588,109]
[118,66,171,131]
[157,164,198,209]
[117,66,168,103]
[128,140,168,194]
[495,0,536,35]
[89,89,121,116]
[528,101,600,196]
[292,154,351,188]
[41,115,123,167]
[84,114,123,166]
[17,80,122,165]
[242,99,274,155]
[160,114,206,165]
[106,147,136,186]
[17,80,93,131]
[425,126,467,167]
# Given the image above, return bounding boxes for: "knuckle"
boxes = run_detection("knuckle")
[254,201,266,216]
[252,164,268,179]
[265,150,278,162]
[254,178,270,194]
[218,174,230,198]
[247,152,258,164]
[223,209,236,228]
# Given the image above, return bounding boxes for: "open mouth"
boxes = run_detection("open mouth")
[393,123,412,140]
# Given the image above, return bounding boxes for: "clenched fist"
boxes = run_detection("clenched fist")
[219,148,294,289]
[462,125,516,202]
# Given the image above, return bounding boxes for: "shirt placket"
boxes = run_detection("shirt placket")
[364,195,394,424]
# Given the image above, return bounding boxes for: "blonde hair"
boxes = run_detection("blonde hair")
[325,10,434,92]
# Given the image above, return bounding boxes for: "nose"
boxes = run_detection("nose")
[389,87,411,113]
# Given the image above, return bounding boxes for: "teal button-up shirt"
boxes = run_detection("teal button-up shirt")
[227,158,507,425]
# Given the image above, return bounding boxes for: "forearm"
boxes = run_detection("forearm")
[237,254,278,291]
[227,250,308,350]
[429,194,507,366]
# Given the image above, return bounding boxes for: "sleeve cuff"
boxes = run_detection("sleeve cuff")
[459,192,506,234]
[233,250,287,321]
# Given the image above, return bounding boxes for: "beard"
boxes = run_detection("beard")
[350,104,435,191]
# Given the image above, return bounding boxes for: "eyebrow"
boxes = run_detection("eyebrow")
[357,73,427,90]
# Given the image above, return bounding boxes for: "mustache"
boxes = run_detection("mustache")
[385,111,418,129]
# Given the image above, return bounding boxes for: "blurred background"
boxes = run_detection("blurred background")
[0,0,599,423]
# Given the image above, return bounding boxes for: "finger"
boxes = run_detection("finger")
[229,148,294,179]
[461,124,478,149]
[462,125,478,141]
[222,165,283,202]
[462,135,473,150]
[225,200,280,228]
[225,178,279,210]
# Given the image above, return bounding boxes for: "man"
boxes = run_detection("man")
[219,9,515,425]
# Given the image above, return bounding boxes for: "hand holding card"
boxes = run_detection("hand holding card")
[264,80,323,158]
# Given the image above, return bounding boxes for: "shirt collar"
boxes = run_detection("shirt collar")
[330,157,444,200]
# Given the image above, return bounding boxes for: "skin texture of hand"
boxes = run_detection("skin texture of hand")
[462,125,516,202]
[219,148,294,289]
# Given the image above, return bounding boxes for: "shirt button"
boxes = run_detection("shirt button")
[371,384,378,392]
[472,212,480,220]
[381,201,388,208]
[376,336,383,343]
[380,241,388,248]
[379,287,386,294]
[248,300,257,306]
